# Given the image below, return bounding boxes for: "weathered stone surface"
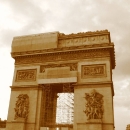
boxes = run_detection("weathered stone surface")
[6,30,115,130]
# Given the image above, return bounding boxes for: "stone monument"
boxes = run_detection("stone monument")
[6,30,115,130]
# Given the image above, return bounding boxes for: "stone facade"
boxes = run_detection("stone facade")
[6,30,115,130]
[126,124,130,130]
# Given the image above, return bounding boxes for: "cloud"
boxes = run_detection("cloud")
[0,0,130,129]
[114,79,130,109]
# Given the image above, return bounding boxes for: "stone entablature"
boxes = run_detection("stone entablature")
[11,30,115,69]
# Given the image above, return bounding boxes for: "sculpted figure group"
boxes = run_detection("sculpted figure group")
[14,94,29,120]
[84,89,103,120]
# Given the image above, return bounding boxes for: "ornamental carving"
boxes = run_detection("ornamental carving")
[82,64,106,78]
[83,89,103,120]
[58,35,109,48]
[63,83,74,93]
[16,69,37,81]
[15,50,110,65]
[11,42,114,57]
[14,94,29,120]
[40,63,77,73]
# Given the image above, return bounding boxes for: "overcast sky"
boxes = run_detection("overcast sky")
[0,0,130,130]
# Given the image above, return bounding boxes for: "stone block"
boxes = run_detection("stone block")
[12,32,59,52]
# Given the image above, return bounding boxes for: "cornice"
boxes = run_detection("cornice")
[14,48,111,66]
[12,44,115,69]
[10,85,41,91]
[59,30,110,39]
[11,43,114,57]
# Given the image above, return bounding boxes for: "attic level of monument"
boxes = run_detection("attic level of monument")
[11,30,111,53]
[11,30,115,68]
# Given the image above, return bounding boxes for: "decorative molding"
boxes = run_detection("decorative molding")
[58,35,110,48]
[15,50,110,65]
[10,85,41,91]
[15,69,37,81]
[83,89,104,120]
[59,30,109,37]
[14,94,29,120]
[11,43,113,57]
[82,64,106,78]
[40,63,77,73]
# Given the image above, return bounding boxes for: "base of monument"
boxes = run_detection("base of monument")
[40,127,72,130]
[77,123,102,130]
[6,118,26,130]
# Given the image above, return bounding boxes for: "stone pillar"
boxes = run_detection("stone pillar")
[74,59,115,130]
[9,118,26,130]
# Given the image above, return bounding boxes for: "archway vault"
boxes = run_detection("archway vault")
[40,83,74,128]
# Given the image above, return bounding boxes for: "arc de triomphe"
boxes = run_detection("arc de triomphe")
[6,30,115,130]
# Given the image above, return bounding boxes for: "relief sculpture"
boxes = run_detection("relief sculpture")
[83,89,103,120]
[14,94,29,120]
[82,64,106,78]
[16,69,37,81]
[40,63,77,73]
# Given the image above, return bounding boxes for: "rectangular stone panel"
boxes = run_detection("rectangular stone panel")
[81,64,106,78]
[15,69,37,82]
[12,32,58,52]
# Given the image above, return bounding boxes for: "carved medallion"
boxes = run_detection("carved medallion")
[82,64,106,78]
[15,69,37,81]
[14,94,29,120]
[83,89,104,120]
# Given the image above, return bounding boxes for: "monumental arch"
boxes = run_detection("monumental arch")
[6,30,115,130]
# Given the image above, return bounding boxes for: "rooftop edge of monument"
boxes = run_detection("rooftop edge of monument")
[59,29,109,38]
[11,29,111,53]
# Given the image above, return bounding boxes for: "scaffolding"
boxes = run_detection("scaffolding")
[40,83,74,128]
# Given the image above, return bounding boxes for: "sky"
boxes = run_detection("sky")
[0,0,130,129]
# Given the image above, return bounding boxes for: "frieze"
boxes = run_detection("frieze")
[14,94,29,120]
[11,43,113,57]
[82,64,106,78]
[58,35,110,48]
[15,50,110,65]
[83,89,104,120]
[15,69,37,81]
[40,63,77,73]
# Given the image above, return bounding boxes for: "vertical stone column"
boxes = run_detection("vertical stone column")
[74,59,115,130]
[40,84,58,129]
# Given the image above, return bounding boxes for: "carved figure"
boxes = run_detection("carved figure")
[83,89,103,120]
[14,94,29,120]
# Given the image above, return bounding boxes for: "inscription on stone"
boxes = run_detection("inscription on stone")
[82,64,106,78]
[16,69,37,81]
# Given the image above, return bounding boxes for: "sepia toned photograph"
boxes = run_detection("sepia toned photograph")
[0,0,130,130]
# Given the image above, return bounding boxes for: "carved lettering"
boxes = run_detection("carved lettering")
[82,64,106,78]
[83,89,104,120]
[16,69,37,81]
